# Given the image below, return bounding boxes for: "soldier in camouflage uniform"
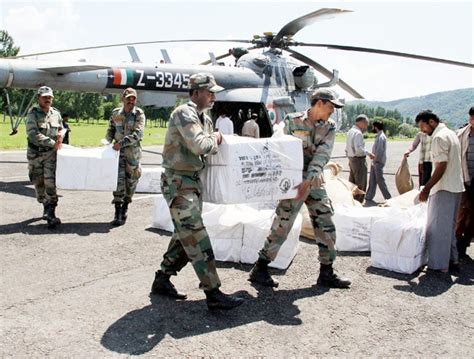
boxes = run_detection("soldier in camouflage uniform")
[26,86,63,228]
[150,73,244,310]
[249,89,352,289]
[105,87,145,226]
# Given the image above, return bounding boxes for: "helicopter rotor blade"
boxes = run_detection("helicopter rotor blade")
[10,39,253,59]
[200,45,259,65]
[296,43,474,68]
[286,48,364,99]
[271,8,352,47]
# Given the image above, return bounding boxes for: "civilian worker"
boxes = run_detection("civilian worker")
[404,131,432,187]
[365,121,391,202]
[241,113,260,138]
[345,114,374,203]
[215,110,234,135]
[455,106,474,259]
[416,110,464,272]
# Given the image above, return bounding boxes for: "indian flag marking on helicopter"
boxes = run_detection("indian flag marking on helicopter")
[112,68,134,86]
[266,104,278,124]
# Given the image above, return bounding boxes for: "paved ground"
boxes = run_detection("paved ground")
[1,141,473,357]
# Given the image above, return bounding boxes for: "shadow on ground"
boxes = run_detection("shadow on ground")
[366,259,474,297]
[0,218,112,236]
[101,285,329,355]
[0,180,36,199]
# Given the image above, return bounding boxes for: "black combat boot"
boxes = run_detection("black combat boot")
[42,203,48,220]
[150,271,187,300]
[317,264,351,289]
[121,202,129,224]
[457,235,471,261]
[111,203,122,226]
[46,204,61,229]
[205,288,244,310]
[248,258,279,287]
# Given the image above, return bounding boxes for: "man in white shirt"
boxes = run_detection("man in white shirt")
[241,113,260,138]
[215,111,234,135]
[345,114,374,202]
[416,110,464,273]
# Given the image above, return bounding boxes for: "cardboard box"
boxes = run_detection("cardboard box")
[201,135,303,204]
[56,145,119,191]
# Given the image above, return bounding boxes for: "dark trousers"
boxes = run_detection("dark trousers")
[456,183,474,251]
[419,161,432,187]
[348,157,367,203]
[366,162,392,201]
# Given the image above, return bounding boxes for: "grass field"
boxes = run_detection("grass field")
[0,119,411,150]
[0,120,167,150]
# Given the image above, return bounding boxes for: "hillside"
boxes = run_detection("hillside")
[349,88,474,127]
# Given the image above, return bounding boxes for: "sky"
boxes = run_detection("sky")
[0,0,473,101]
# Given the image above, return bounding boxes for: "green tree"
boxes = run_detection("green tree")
[71,93,104,122]
[0,31,29,132]
[398,123,418,138]
[0,30,20,57]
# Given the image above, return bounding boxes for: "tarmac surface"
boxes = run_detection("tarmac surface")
[1,141,473,357]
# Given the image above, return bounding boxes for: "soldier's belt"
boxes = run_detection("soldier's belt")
[28,142,53,153]
[164,168,200,179]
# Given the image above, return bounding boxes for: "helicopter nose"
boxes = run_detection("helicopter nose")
[0,59,12,88]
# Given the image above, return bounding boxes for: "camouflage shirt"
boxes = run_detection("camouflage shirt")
[162,101,219,172]
[105,106,145,147]
[26,106,63,151]
[284,110,336,182]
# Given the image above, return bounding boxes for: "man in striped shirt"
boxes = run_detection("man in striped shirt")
[404,131,432,187]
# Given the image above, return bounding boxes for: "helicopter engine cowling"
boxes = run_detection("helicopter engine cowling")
[293,65,316,90]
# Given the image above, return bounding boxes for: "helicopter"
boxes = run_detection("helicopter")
[1,8,473,136]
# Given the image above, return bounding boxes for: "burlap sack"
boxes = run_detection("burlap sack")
[395,157,414,195]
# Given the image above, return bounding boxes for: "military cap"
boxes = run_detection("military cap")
[123,87,137,98]
[250,113,258,119]
[311,88,344,108]
[37,86,54,97]
[189,73,224,93]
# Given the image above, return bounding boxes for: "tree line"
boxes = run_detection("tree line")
[341,103,418,137]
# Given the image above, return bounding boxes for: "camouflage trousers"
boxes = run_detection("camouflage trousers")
[159,170,221,291]
[113,146,142,204]
[259,187,337,265]
[27,149,58,205]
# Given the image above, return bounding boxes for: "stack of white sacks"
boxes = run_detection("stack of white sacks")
[57,141,427,274]
[300,162,427,274]
[153,134,304,269]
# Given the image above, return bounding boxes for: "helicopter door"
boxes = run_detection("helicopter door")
[211,101,273,138]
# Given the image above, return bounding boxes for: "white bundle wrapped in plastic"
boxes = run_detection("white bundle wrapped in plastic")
[333,205,391,252]
[152,195,244,263]
[201,134,303,204]
[151,195,301,269]
[56,145,119,191]
[202,203,246,263]
[136,167,164,193]
[370,204,428,274]
[300,164,362,241]
[384,189,420,209]
[240,210,302,270]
